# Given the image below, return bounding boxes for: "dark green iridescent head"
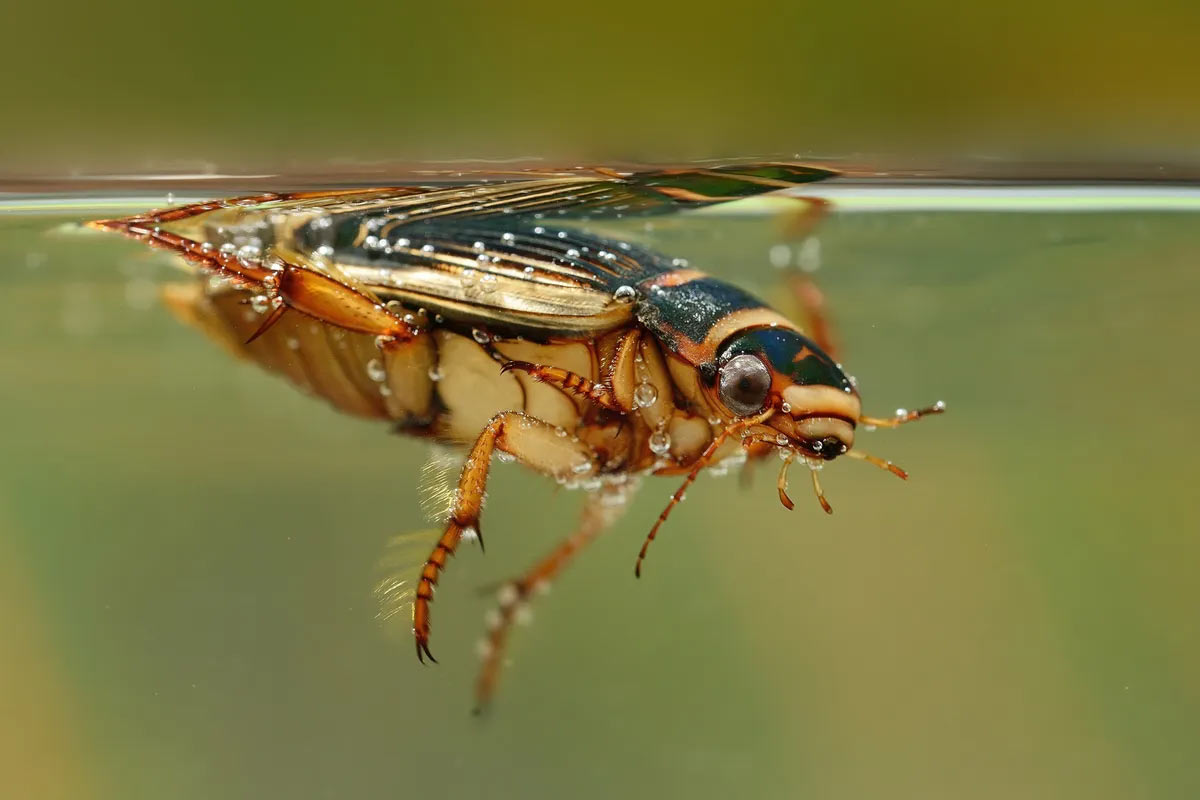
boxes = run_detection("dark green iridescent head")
[707,327,861,459]
[718,328,855,394]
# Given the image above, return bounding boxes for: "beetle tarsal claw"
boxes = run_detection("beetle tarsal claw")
[776,452,796,510]
[809,466,833,514]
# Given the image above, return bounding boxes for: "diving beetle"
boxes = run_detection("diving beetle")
[91,163,943,708]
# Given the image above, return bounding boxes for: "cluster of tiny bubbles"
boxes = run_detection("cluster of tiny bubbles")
[571,459,592,475]
[633,382,658,408]
[613,285,637,304]
[472,328,491,344]
[649,430,672,456]
[366,358,387,383]
[495,450,515,462]
[671,257,690,267]
[250,295,271,313]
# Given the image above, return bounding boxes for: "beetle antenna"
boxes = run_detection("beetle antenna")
[810,466,833,514]
[844,449,908,480]
[859,400,946,428]
[777,451,796,510]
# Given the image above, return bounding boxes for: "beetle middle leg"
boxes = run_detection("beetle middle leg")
[414,412,600,663]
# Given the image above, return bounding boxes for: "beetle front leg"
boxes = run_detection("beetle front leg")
[413,412,599,663]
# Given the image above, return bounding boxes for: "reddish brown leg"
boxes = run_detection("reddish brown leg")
[474,479,636,711]
[790,275,838,361]
[413,412,598,663]
[499,361,622,411]
[636,409,775,577]
[92,219,419,344]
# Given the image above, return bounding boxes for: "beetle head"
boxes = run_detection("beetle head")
[710,327,860,460]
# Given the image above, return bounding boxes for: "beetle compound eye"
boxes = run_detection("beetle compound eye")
[718,354,772,417]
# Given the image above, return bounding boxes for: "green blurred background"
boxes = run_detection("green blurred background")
[3,205,1200,799]
[3,0,1200,173]
[4,1,1200,798]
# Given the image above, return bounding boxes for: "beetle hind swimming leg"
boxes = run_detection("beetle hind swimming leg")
[473,479,635,711]
[412,411,600,664]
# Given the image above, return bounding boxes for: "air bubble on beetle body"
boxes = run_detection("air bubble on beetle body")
[286,337,300,351]
[479,274,498,293]
[649,431,671,456]
[472,328,490,344]
[461,269,478,288]
[780,401,792,413]
[613,285,636,304]
[250,295,270,313]
[366,358,387,382]
[633,383,658,407]
[497,583,519,607]
[475,638,494,660]
[768,243,791,269]
[501,232,516,243]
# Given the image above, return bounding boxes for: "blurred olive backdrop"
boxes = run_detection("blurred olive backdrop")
[3,0,1200,172]
[3,203,1200,799]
